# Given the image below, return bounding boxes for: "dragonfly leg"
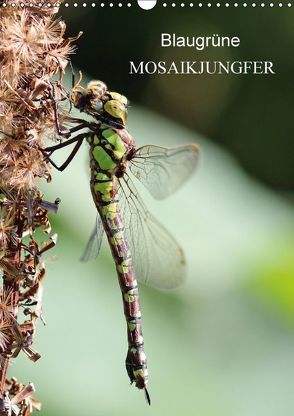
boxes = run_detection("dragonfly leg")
[52,98,70,138]
[45,80,72,138]
[54,117,93,140]
[42,120,95,170]
[44,136,84,172]
[43,132,86,153]
[67,117,96,127]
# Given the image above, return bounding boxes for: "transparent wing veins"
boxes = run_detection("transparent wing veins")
[117,173,186,289]
[80,214,104,262]
[129,144,199,199]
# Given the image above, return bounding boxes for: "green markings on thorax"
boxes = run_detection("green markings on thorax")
[90,127,127,203]
[102,128,127,160]
[91,127,127,172]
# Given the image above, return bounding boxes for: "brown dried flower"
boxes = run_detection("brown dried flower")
[0,2,78,414]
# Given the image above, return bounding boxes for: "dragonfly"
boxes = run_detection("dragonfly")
[43,73,199,405]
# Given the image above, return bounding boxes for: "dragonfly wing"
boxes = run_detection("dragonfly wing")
[118,174,186,289]
[129,144,199,199]
[80,214,104,262]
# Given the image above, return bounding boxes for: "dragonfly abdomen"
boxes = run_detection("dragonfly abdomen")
[89,138,149,396]
[101,204,149,392]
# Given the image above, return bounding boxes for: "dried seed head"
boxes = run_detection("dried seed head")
[0,138,50,191]
[0,319,14,353]
[0,2,77,411]
[0,289,15,322]
[0,206,17,258]
[0,2,77,192]
[2,13,40,69]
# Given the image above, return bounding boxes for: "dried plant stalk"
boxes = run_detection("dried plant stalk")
[0,2,78,414]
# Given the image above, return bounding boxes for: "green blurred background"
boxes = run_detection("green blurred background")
[16,2,294,415]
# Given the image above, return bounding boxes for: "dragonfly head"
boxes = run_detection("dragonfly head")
[71,72,128,127]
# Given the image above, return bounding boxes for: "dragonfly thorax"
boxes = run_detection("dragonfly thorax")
[90,129,128,174]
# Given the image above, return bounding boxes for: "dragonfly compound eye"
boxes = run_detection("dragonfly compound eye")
[104,99,128,126]
[109,91,128,107]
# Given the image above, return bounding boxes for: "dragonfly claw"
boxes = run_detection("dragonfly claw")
[144,387,151,406]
